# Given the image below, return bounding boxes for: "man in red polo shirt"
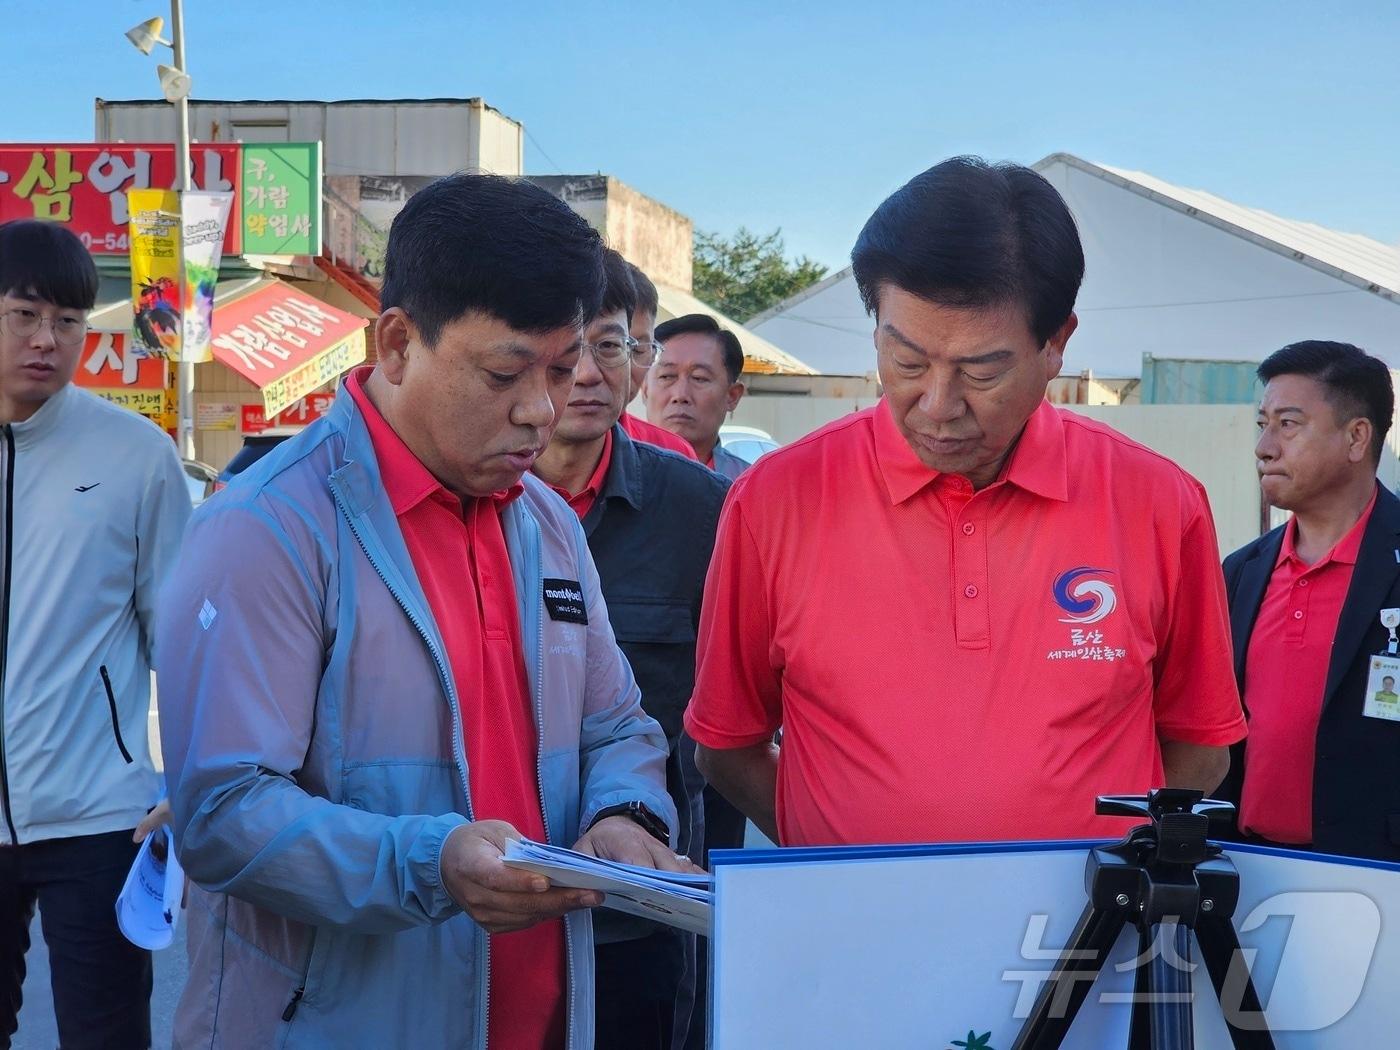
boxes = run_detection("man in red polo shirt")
[685,156,1247,848]
[621,263,697,460]
[1221,341,1399,860]
[158,174,685,1049]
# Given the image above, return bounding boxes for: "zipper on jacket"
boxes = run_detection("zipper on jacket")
[330,486,493,1037]
[0,425,18,844]
[281,986,304,1022]
[528,520,578,1050]
[99,665,134,763]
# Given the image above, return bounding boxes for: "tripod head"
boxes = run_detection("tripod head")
[1097,789,1236,867]
[1089,788,1240,928]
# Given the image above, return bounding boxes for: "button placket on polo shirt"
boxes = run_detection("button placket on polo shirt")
[940,478,990,649]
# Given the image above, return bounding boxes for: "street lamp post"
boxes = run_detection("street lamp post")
[168,0,194,459]
[126,2,196,457]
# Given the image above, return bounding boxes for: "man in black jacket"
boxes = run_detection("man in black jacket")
[533,249,728,1049]
[1221,340,1399,859]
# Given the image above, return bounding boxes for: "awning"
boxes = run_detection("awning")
[209,279,367,416]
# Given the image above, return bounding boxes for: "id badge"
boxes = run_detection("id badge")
[1363,609,1400,722]
[1363,653,1400,722]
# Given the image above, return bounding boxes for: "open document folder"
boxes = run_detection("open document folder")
[503,838,713,936]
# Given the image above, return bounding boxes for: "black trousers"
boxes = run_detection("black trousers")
[594,930,688,1050]
[0,830,152,1050]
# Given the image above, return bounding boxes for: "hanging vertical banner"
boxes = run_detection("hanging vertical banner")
[127,188,182,359]
[180,190,233,363]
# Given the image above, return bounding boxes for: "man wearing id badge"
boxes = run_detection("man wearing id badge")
[1221,340,1400,860]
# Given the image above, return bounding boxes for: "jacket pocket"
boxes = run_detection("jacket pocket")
[99,665,134,764]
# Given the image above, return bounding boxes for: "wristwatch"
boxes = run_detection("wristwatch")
[590,801,670,844]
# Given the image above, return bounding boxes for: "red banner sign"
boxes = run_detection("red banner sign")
[240,392,336,434]
[72,332,166,390]
[210,280,366,416]
[0,144,243,254]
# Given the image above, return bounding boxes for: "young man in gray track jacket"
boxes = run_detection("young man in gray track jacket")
[0,219,191,1050]
[157,174,692,1050]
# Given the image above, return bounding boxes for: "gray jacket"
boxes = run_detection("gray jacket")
[157,387,675,1049]
[0,384,188,845]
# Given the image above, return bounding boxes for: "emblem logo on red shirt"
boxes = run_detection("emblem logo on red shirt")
[1053,567,1118,625]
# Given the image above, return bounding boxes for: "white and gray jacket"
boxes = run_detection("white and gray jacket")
[0,384,190,844]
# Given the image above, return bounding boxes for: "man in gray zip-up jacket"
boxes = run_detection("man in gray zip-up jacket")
[157,174,684,1049]
[0,220,190,1050]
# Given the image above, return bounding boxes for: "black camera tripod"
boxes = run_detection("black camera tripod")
[1011,789,1276,1050]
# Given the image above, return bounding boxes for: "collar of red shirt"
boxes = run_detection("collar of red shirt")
[546,428,614,517]
[344,365,523,515]
[874,397,1069,505]
[1275,483,1379,570]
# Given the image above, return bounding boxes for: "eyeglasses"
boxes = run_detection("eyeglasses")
[581,334,641,370]
[631,339,664,367]
[1,307,88,347]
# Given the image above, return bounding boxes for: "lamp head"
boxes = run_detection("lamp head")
[125,16,170,55]
[157,64,192,103]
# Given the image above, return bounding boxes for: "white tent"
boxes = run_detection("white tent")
[749,153,1400,377]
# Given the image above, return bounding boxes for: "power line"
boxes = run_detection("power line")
[525,128,565,175]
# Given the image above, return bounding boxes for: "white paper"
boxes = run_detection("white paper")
[502,838,712,936]
[115,825,185,950]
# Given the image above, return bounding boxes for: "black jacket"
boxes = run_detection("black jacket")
[1219,483,1400,860]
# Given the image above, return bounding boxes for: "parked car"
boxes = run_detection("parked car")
[215,428,299,489]
[718,424,779,465]
[181,458,219,508]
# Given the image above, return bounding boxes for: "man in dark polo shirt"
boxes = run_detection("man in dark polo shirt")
[533,248,728,1049]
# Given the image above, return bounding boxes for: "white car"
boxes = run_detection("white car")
[718,424,779,465]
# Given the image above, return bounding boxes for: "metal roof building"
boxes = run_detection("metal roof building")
[750,153,1400,377]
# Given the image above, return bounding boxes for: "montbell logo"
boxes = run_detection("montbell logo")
[1052,567,1117,625]
[545,586,583,603]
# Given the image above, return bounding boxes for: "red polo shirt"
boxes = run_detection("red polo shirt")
[1239,488,1377,844]
[621,411,697,460]
[546,430,613,519]
[347,369,564,1049]
[685,398,1247,846]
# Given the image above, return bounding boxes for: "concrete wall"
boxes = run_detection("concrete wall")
[95,98,524,177]
[528,175,693,292]
[605,180,693,291]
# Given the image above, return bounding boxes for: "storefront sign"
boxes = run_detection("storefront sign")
[240,391,336,434]
[210,281,367,417]
[74,331,166,390]
[0,143,242,254]
[242,143,322,255]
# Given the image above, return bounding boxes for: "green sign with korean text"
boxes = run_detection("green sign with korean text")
[240,143,322,255]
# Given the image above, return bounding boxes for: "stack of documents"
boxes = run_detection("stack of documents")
[503,838,712,936]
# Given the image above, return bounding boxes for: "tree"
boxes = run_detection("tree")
[692,227,828,323]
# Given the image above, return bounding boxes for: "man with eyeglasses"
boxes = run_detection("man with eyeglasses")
[0,220,189,1049]
[533,249,728,1050]
[618,264,697,460]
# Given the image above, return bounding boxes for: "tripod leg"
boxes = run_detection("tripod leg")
[1195,917,1276,1049]
[1146,920,1194,1050]
[1011,903,1128,1050]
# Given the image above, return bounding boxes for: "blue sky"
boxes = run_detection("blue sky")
[6,1,1397,271]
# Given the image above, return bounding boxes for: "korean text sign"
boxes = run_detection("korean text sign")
[210,282,366,417]
[242,144,322,255]
[0,144,242,254]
